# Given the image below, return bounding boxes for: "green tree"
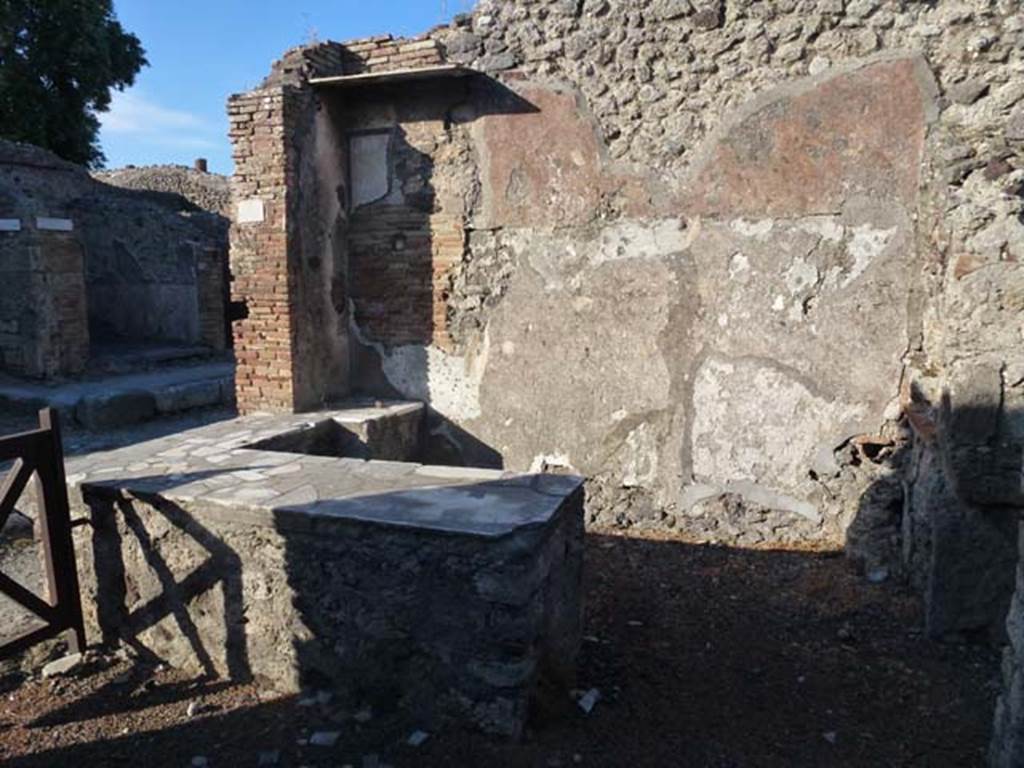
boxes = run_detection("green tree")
[0,0,147,167]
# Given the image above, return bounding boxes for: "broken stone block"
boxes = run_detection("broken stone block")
[153,378,227,415]
[945,78,989,106]
[1007,104,1024,142]
[42,652,83,679]
[926,494,1017,640]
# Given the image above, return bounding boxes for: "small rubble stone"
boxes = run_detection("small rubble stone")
[477,51,516,71]
[576,688,601,714]
[309,731,341,747]
[1007,105,1024,142]
[691,1,723,30]
[41,653,83,679]
[407,730,430,747]
[946,79,989,106]
[984,158,1014,181]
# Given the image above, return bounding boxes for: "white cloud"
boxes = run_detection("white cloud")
[99,90,219,149]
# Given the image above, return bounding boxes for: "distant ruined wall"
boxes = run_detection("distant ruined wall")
[0,140,229,377]
[94,165,232,219]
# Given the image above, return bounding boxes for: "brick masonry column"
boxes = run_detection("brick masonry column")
[228,87,296,414]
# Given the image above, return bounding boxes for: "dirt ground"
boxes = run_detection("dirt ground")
[0,532,1000,768]
[0,409,1003,767]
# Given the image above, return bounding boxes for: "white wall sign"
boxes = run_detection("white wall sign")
[237,198,266,224]
[36,217,73,232]
[0,219,21,232]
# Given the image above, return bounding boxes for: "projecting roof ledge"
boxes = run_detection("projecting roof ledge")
[308,64,473,87]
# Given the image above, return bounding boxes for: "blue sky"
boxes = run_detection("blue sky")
[99,1,473,174]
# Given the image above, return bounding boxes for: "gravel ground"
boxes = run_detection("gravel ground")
[0,408,1002,767]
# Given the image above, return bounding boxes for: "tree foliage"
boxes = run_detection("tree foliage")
[0,0,147,167]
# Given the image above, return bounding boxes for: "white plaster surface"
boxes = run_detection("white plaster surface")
[690,355,868,497]
[378,334,490,421]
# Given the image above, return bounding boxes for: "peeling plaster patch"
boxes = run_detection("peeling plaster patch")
[796,216,844,243]
[379,339,488,420]
[352,315,489,421]
[590,219,690,266]
[843,225,896,287]
[680,480,821,523]
[621,423,658,488]
[784,257,819,294]
[690,355,867,495]
[515,219,689,291]
[730,218,775,239]
[529,453,575,473]
[728,252,750,280]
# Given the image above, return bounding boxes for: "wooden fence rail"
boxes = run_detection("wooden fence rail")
[0,408,85,659]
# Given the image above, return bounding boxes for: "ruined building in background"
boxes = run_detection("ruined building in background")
[0,141,229,379]
[225,0,1021,761]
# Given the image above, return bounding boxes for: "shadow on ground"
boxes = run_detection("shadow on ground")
[0,531,999,768]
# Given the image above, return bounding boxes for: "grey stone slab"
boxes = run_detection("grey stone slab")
[66,406,581,539]
[154,377,228,414]
[75,390,156,429]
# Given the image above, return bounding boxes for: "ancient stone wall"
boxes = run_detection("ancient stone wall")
[231,0,1023,629]
[229,2,1024,758]
[0,226,90,378]
[0,140,229,376]
[0,143,91,377]
[230,0,1021,542]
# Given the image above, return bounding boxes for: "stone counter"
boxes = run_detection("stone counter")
[67,404,584,737]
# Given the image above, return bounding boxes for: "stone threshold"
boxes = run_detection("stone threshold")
[0,361,235,428]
